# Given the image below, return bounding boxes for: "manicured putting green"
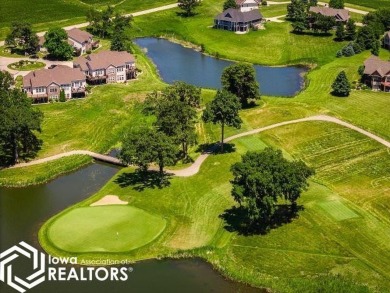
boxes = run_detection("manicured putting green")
[48,206,166,252]
[319,200,359,221]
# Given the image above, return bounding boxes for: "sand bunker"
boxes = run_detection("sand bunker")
[90,195,128,206]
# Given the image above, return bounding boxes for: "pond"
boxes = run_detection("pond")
[135,37,307,97]
[0,162,262,293]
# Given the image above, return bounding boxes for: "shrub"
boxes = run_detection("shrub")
[336,50,343,58]
[262,0,268,5]
[59,89,66,102]
[341,43,355,57]
[332,71,351,97]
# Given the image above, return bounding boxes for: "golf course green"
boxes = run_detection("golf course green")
[47,206,167,252]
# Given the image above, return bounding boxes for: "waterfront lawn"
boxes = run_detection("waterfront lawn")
[39,121,390,292]
[47,206,166,253]
[132,0,346,66]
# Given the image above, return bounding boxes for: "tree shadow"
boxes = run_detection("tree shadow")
[114,170,172,191]
[176,12,199,17]
[220,204,304,236]
[290,31,333,37]
[195,142,236,154]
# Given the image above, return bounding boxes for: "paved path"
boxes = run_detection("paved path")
[10,115,390,176]
[0,56,73,77]
[266,15,286,23]
[0,3,178,47]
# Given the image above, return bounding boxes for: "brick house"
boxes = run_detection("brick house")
[73,50,136,84]
[362,56,390,92]
[23,65,86,102]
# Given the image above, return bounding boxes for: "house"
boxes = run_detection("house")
[67,28,99,55]
[23,65,87,102]
[39,28,99,55]
[214,0,263,32]
[362,56,390,92]
[309,6,350,22]
[384,31,390,50]
[73,50,136,84]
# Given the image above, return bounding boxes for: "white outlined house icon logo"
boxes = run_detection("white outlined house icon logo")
[0,242,45,292]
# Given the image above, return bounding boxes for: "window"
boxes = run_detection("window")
[36,87,45,93]
[117,67,123,72]
[50,88,57,93]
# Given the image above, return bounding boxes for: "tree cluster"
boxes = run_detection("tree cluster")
[223,0,238,10]
[44,28,74,60]
[5,22,39,55]
[230,148,314,230]
[121,82,201,175]
[87,6,133,52]
[329,0,344,9]
[0,71,43,167]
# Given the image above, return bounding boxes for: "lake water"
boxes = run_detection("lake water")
[0,162,262,293]
[135,37,307,97]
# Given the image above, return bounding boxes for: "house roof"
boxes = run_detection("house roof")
[66,28,93,44]
[215,8,263,23]
[363,56,390,77]
[235,0,260,5]
[309,6,350,21]
[23,65,85,88]
[74,50,136,71]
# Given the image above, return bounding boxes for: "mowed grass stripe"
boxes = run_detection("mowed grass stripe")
[48,206,166,253]
[318,200,360,221]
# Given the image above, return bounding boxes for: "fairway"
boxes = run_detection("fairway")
[48,206,166,253]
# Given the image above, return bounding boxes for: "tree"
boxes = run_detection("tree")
[0,72,43,166]
[202,90,242,152]
[331,71,351,97]
[5,22,39,55]
[355,26,377,50]
[341,43,355,57]
[329,0,344,9]
[111,31,131,52]
[308,0,318,6]
[292,19,308,33]
[335,23,345,41]
[311,14,336,34]
[143,82,201,159]
[223,0,238,10]
[178,0,200,16]
[86,6,114,38]
[345,19,357,41]
[59,89,66,102]
[371,40,380,56]
[287,0,307,22]
[119,128,177,174]
[44,28,74,60]
[230,148,314,228]
[0,71,15,90]
[221,63,260,107]
[362,8,390,36]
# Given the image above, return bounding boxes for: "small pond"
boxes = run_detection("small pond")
[135,37,307,97]
[0,162,262,293]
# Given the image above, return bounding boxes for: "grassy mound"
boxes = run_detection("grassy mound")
[47,205,166,252]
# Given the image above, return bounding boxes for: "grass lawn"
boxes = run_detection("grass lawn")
[47,206,166,253]
[7,60,45,71]
[39,121,390,292]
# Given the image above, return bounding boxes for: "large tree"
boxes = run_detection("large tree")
[331,71,351,97]
[287,0,307,22]
[0,71,43,166]
[221,63,260,107]
[230,148,314,228]
[86,6,115,38]
[5,22,39,55]
[119,128,177,174]
[355,26,378,50]
[311,14,336,34]
[223,0,238,10]
[329,0,344,9]
[202,90,242,152]
[143,82,201,159]
[345,19,357,41]
[178,0,200,17]
[44,27,74,60]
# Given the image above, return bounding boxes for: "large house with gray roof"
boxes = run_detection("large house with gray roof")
[362,56,390,92]
[309,6,350,22]
[23,65,87,102]
[214,0,263,32]
[73,50,136,84]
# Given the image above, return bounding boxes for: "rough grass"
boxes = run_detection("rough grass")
[0,0,175,39]
[48,206,166,252]
[8,61,45,71]
[39,121,390,292]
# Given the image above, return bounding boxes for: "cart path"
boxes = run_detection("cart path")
[10,115,390,176]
